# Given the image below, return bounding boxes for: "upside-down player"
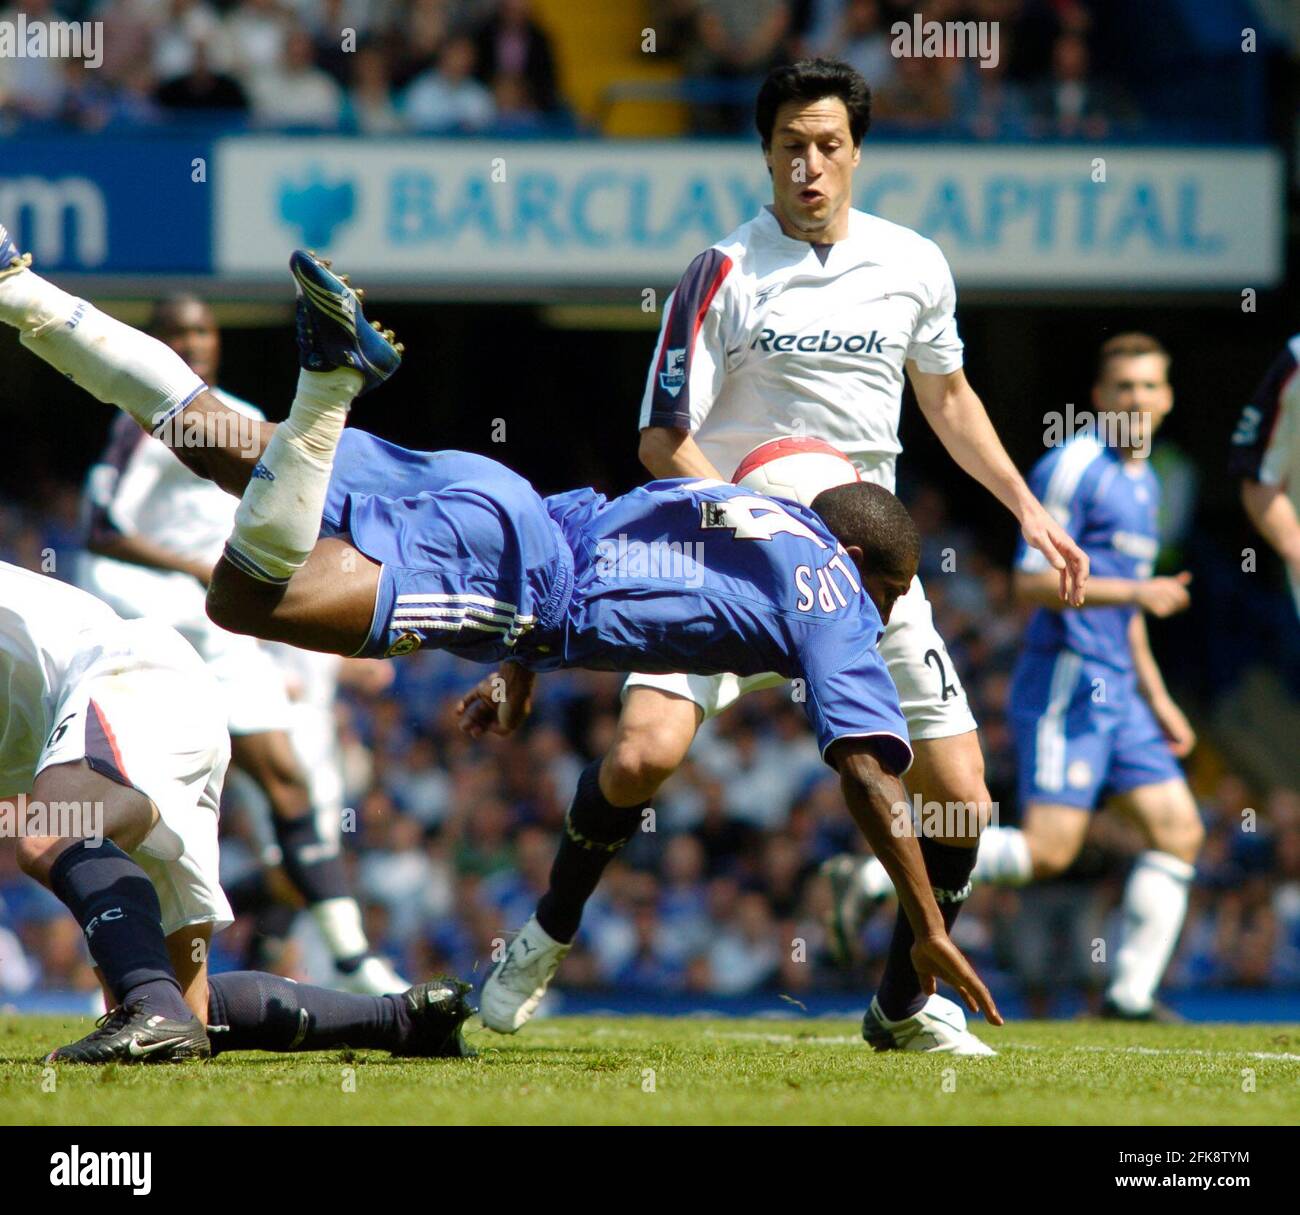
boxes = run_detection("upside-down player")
[77,294,404,995]
[0,227,1002,1033]
[485,57,1087,1055]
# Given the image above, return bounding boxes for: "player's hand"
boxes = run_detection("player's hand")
[456,665,534,738]
[910,932,1004,1027]
[1021,505,1089,606]
[1152,694,1197,757]
[1136,571,1191,618]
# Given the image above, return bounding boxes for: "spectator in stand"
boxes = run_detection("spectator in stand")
[151,0,227,83]
[683,0,792,133]
[404,34,496,132]
[390,0,454,91]
[472,0,558,113]
[248,22,343,128]
[154,37,249,115]
[0,0,71,119]
[224,0,290,85]
[822,0,895,91]
[299,0,386,85]
[343,43,403,134]
[1031,30,1116,139]
[873,46,959,131]
[953,37,1032,139]
[93,0,158,89]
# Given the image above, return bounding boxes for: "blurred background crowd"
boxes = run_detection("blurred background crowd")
[0,0,1287,141]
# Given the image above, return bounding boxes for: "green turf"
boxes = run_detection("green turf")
[2,1015,1298,1125]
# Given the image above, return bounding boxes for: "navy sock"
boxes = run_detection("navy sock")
[535,760,647,944]
[875,837,979,1022]
[48,840,192,1021]
[273,812,349,905]
[206,971,405,1054]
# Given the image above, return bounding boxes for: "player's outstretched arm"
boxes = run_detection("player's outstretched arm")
[908,363,1090,605]
[1128,611,1196,758]
[830,738,1003,1026]
[457,662,538,738]
[1015,568,1191,616]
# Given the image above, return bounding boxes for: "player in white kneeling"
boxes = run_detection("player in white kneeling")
[77,295,403,996]
[483,58,1087,1056]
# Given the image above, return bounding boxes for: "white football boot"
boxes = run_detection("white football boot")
[337,954,410,996]
[861,994,997,1056]
[481,915,571,1033]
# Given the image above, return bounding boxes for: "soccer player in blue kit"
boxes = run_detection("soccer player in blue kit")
[0,231,1002,1033]
[843,335,1204,1020]
[1006,333,1202,1019]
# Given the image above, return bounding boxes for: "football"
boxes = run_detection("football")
[732,435,861,507]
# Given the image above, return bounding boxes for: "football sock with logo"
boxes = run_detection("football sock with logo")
[223,367,360,584]
[206,971,405,1054]
[1106,850,1194,1015]
[47,840,193,1021]
[875,837,979,1022]
[535,760,648,944]
[0,268,206,432]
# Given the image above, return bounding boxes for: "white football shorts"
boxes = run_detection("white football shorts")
[36,619,233,936]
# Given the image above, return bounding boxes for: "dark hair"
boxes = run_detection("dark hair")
[1095,332,1170,382]
[810,482,919,579]
[148,293,213,335]
[755,58,872,150]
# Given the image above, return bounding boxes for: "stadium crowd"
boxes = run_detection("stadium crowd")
[1,471,1297,1013]
[0,0,1180,139]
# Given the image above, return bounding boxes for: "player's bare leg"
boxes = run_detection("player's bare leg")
[481,686,702,1033]
[600,686,703,804]
[1101,778,1202,1019]
[15,761,211,1062]
[0,227,399,657]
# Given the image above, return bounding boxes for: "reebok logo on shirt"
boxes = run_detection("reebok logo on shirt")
[750,328,890,355]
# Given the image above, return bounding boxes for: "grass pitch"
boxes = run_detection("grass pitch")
[2,1015,1298,1126]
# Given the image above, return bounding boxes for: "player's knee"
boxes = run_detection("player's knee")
[15,835,58,882]
[205,577,264,637]
[603,729,686,803]
[1152,812,1205,864]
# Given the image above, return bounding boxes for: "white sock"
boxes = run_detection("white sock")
[1,269,204,430]
[225,367,361,583]
[856,824,1032,899]
[970,825,1033,885]
[1107,850,1194,1014]
[311,897,370,962]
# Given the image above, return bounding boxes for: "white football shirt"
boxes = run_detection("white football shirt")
[0,562,126,794]
[639,206,964,491]
[77,389,264,622]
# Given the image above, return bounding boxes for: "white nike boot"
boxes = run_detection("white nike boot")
[481,915,571,1033]
[861,994,997,1056]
